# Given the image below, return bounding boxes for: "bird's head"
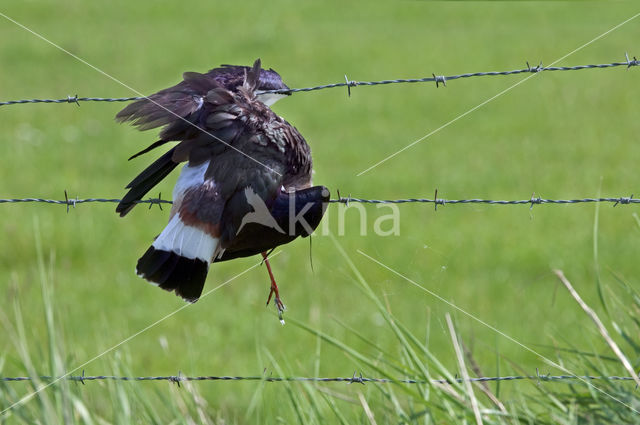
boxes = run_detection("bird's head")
[208,59,291,106]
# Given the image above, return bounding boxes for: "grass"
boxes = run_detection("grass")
[1,1,640,423]
[2,232,640,423]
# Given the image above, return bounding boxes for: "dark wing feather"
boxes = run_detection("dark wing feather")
[128,140,169,160]
[115,72,223,157]
[115,86,204,131]
[116,148,178,217]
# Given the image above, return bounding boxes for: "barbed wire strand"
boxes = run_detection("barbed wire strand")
[0,193,637,210]
[0,54,637,106]
[2,372,638,386]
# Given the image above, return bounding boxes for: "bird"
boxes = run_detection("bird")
[115,59,329,321]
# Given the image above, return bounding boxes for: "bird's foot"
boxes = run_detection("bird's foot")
[262,251,286,325]
[266,285,286,324]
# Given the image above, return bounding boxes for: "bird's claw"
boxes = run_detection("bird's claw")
[266,286,286,324]
[277,304,286,325]
[275,297,286,323]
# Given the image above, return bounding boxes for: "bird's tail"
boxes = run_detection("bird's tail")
[136,214,219,302]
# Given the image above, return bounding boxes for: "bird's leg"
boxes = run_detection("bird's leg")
[262,251,285,323]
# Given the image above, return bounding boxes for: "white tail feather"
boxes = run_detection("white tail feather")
[172,161,210,203]
[152,214,218,262]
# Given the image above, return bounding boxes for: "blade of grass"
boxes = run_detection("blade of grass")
[317,390,351,425]
[592,179,609,314]
[446,314,483,425]
[328,234,467,403]
[371,376,409,421]
[34,218,72,425]
[246,327,267,422]
[264,349,307,425]
[286,316,424,401]
[462,341,507,414]
[553,270,640,388]
[331,317,417,377]
[357,391,377,425]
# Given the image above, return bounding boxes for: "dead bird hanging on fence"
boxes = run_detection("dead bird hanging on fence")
[115,59,329,323]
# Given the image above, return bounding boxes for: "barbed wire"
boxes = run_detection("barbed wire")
[2,371,638,386]
[262,53,640,96]
[0,96,142,107]
[0,192,637,211]
[0,54,637,107]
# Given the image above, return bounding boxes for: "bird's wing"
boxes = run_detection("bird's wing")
[115,71,223,133]
[115,70,233,163]
[117,61,290,217]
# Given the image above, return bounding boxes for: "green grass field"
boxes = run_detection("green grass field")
[1,2,640,423]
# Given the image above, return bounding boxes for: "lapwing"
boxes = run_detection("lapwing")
[116,60,328,321]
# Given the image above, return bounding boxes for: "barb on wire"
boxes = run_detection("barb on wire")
[2,372,638,385]
[0,193,638,208]
[0,54,637,106]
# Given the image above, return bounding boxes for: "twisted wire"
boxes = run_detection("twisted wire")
[262,57,639,95]
[1,373,637,385]
[0,194,636,209]
[0,55,637,106]
[329,196,638,207]
[0,96,142,106]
